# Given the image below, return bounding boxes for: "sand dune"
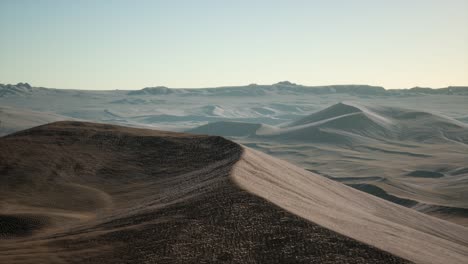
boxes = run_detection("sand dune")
[233,148,468,264]
[1,121,413,263]
[190,102,468,144]
[289,102,364,126]
[1,122,467,263]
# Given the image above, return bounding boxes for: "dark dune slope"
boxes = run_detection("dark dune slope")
[0,121,406,263]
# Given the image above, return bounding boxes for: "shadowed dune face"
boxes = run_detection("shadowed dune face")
[406,170,444,178]
[0,214,48,239]
[0,121,408,264]
[289,102,363,127]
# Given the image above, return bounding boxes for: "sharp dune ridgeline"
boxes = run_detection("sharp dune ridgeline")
[1,121,467,263]
[233,148,468,264]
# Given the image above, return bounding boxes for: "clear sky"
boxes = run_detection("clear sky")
[1,0,467,90]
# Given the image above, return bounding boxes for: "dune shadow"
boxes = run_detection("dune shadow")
[0,214,47,239]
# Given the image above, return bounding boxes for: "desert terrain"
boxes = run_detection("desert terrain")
[2,1,467,263]
[1,83,467,225]
[1,121,467,263]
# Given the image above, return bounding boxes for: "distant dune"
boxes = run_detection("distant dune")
[189,102,468,144]
[289,102,363,126]
[188,102,468,225]
[2,83,467,130]
[1,122,467,263]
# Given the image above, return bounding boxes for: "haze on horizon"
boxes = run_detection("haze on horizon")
[1,0,467,90]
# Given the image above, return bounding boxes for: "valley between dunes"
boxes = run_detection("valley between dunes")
[1,122,467,263]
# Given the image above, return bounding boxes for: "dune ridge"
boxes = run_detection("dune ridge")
[232,147,468,264]
[1,121,412,263]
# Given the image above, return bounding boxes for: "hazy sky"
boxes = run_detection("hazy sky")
[1,0,467,90]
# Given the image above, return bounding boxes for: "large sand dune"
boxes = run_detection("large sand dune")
[1,122,467,263]
[1,121,409,263]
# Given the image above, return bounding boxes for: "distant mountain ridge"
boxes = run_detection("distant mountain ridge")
[0,83,34,97]
[127,83,388,96]
[2,82,468,97]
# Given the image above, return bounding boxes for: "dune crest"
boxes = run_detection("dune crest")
[231,147,468,264]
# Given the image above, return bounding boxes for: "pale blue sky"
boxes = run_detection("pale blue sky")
[1,0,467,89]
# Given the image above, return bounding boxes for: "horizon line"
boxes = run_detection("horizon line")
[2,81,467,91]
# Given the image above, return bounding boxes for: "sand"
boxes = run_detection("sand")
[0,121,410,263]
[232,147,468,264]
[190,102,468,226]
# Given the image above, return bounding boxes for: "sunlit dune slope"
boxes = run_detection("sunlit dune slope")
[233,148,468,264]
